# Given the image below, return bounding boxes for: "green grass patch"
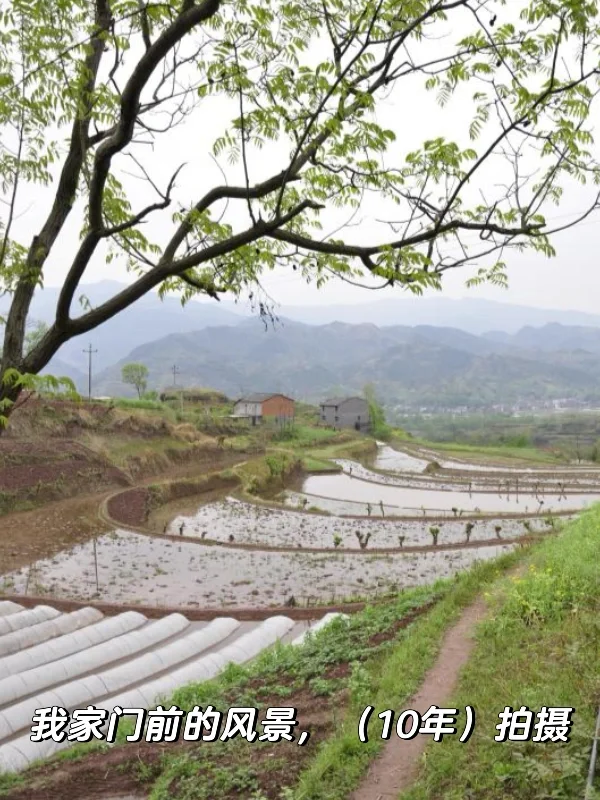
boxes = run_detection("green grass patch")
[271,424,344,446]
[111,397,168,412]
[301,456,341,472]
[101,435,190,464]
[401,506,600,799]
[310,437,376,462]
[0,772,25,796]
[402,437,561,465]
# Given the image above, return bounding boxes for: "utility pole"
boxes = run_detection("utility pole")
[171,365,183,413]
[83,344,98,401]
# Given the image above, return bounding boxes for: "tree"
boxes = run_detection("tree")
[121,362,149,397]
[364,383,390,439]
[2,1,600,426]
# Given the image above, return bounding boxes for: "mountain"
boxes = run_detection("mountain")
[495,322,600,353]
[92,318,600,409]
[7,280,600,404]
[281,297,600,334]
[0,281,244,385]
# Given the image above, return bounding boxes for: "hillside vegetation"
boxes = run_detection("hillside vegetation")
[87,319,600,411]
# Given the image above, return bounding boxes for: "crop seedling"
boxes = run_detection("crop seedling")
[465,521,475,542]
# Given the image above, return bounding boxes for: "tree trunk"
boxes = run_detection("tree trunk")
[0,324,70,433]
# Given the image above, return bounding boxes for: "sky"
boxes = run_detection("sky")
[5,1,600,316]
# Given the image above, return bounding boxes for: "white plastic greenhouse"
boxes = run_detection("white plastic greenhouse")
[0,602,340,774]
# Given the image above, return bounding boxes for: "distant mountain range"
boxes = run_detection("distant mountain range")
[5,281,600,409]
[91,317,600,410]
[1,280,243,373]
[281,296,600,333]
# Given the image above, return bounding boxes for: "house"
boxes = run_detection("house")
[232,393,295,425]
[320,396,370,431]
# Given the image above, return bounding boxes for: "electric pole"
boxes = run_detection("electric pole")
[83,344,98,401]
[171,365,183,412]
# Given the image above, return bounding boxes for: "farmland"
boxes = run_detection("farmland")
[1,399,600,797]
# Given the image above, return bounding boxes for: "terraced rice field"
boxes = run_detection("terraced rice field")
[0,599,334,774]
[3,443,598,611]
[1,530,510,607]
[2,441,598,775]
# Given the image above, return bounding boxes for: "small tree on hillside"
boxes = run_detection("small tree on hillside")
[121,363,149,398]
[364,384,391,440]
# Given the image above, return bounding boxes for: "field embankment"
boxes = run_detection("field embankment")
[0,399,253,514]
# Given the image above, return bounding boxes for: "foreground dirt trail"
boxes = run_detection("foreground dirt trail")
[351,596,488,800]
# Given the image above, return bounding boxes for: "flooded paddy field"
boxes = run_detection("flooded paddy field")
[1,530,513,609]
[376,444,600,477]
[300,472,600,515]
[2,440,595,613]
[335,457,600,493]
[168,498,559,549]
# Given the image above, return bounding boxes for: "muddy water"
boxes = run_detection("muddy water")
[167,498,546,549]
[301,473,600,513]
[374,447,429,473]
[335,458,600,493]
[0,531,514,608]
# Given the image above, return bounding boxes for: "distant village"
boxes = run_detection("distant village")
[390,397,600,416]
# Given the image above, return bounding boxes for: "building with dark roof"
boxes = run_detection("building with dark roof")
[320,396,370,431]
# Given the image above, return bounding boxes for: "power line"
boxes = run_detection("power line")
[171,364,181,386]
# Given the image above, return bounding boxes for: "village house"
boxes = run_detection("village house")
[232,393,295,425]
[320,396,370,431]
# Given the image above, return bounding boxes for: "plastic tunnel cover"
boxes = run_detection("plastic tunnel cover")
[0,614,191,707]
[0,606,61,636]
[0,602,24,618]
[0,607,103,658]
[0,615,295,773]
[0,611,148,680]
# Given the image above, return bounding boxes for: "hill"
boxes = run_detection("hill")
[282,296,600,333]
[8,282,600,405]
[92,318,600,410]
[0,281,244,388]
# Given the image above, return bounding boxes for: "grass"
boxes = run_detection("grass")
[403,437,562,465]
[92,435,190,466]
[309,437,376,462]
[111,397,167,411]
[401,506,600,800]
[301,455,341,473]
[271,424,343,446]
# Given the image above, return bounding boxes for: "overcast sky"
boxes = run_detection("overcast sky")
[7,2,600,316]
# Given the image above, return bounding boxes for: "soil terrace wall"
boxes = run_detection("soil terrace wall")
[106,473,240,528]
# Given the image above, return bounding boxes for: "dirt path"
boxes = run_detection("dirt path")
[350,596,488,800]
